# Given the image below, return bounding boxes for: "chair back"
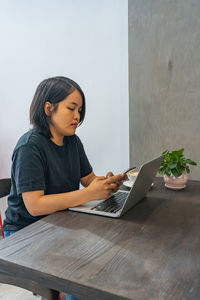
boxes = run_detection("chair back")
[0,178,11,198]
[0,178,11,238]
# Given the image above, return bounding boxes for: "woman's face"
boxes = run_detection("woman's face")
[47,89,83,143]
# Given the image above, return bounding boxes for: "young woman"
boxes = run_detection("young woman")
[3,76,126,300]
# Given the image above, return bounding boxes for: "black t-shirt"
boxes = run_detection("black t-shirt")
[3,130,92,231]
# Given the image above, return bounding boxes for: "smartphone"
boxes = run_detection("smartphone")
[123,166,136,175]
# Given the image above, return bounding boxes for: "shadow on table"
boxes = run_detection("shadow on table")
[43,191,200,247]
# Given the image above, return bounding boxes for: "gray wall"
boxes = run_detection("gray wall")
[129,0,200,179]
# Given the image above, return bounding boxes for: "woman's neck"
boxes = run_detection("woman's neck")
[50,127,64,146]
[50,136,64,146]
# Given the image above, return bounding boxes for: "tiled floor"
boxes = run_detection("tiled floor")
[0,284,68,300]
[0,283,36,300]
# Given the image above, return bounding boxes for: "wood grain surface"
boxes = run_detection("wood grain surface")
[0,178,200,299]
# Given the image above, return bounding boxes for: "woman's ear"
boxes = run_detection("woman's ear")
[44,101,53,116]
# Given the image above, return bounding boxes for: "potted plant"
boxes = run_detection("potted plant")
[158,148,197,190]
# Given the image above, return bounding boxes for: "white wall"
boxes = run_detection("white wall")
[0,0,129,181]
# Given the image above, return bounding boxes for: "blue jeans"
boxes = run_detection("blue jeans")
[67,296,81,300]
[4,231,81,300]
[4,230,16,238]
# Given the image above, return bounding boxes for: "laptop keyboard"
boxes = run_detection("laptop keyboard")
[91,191,128,213]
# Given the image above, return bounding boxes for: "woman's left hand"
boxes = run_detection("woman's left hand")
[106,171,127,193]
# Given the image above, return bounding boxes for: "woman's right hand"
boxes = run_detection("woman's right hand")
[86,174,125,200]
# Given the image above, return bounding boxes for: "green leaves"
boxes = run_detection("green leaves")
[169,162,178,169]
[159,148,197,177]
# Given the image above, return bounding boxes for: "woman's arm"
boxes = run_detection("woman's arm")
[80,171,96,187]
[22,188,94,216]
[22,173,126,216]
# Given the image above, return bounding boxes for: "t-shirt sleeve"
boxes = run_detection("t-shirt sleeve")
[75,136,93,178]
[12,144,46,195]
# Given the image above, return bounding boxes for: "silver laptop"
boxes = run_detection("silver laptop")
[68,155,164,218]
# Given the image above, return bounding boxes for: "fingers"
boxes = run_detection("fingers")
[107,183,119,190]
[105,173,127,194]
[112,188,119,194]
[123,174,128,181]
[97,173,126,183]
[111,186,119,193]
[106,172,114,178]
[104,182,120,196]
[105,174,124,184]
[95,176,106,180]
[116,175,127,186]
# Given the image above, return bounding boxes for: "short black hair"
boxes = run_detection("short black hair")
[30,76,86,138]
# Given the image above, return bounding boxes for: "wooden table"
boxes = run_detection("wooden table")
[0,178,200,300]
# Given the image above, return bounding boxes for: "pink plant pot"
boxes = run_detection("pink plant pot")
[164,172,188,190]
